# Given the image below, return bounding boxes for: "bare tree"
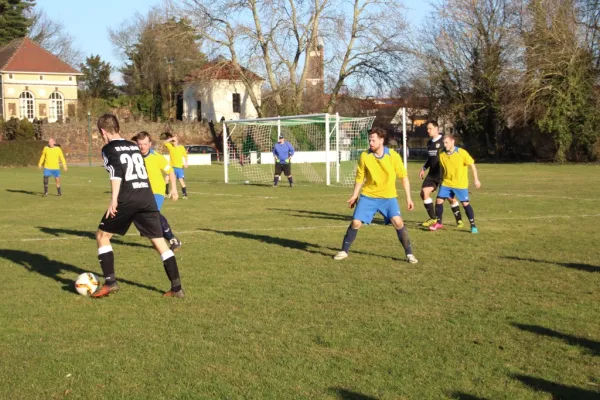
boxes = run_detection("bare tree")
[177,0,409,116]
[26,8,83,67]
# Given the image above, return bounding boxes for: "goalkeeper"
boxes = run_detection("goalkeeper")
[272,134,295,187]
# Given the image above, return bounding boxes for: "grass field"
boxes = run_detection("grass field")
[0,162,599,399]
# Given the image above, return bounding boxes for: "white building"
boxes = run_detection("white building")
[182,59,264,122]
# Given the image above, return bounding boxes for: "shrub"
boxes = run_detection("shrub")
[0,140,47,166]
[2,117,35,140]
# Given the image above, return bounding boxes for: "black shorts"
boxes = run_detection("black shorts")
[275,163,291,176]
[422,173,441,190]
[98,201,162,238]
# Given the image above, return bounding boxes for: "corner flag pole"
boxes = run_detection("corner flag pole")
[402,107,407,171]
[223,120,229,184]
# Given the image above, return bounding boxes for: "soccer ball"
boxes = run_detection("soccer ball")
[75,273,100,296]
[244,180,250,185]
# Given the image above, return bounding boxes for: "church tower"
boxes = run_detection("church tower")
[304,36,324,111]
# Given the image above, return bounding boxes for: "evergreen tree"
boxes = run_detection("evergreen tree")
[79,55,118,99]
[0,0,35,47]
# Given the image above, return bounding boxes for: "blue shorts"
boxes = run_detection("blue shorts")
[154,194,165,211]
[173,167,185,179]
[353,195,401,225]
[438,186,469,202]
[43,168,60,178]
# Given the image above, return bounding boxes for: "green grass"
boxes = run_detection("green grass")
[0,163,599,399]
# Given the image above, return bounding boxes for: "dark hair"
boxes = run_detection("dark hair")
[132,131,152,142]
[427,120,439,128]
[161,132,174,140]
[97,114,120,134]
[368,127,387,139]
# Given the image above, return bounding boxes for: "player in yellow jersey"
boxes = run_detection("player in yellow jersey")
[38,138,67,197]
[333,127,418,264]
[162,133,189,199]
[133,131,183,251]
[429,133,481,234]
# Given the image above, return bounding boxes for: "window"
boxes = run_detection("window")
[9,74,13,79]
[232,93,241,113]
[49,92,64,121]
[40,75,44,80]
[19,91,35,119]
[69,76,73,81]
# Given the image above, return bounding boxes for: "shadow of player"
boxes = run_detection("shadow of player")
[503,256,599,273]
[5,189,42,196]
[328,387,379,400]
[198,228,405,261]
[0,249,163,295]
[512,322,600,356]
[36,226,152,249]
[512,374,600,400]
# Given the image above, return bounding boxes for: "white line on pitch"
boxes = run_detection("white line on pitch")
[477,192,596,201]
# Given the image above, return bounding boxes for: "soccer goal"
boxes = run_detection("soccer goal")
[222,113,376,186]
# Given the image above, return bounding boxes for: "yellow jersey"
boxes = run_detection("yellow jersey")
[164,142,188,168]
[38,146,66,170]
[356,147,407,199]
[439,147,474,189]
[142,149,171,196]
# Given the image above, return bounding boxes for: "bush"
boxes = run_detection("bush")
[2,117,35,140]
[0,140,47,166]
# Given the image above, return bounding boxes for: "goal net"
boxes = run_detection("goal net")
[222,113,376,186]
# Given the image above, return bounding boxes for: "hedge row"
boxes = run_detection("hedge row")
[0,140,47,167]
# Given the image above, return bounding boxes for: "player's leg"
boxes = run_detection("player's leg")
[334,196,376,260]
[273,163,283,187]
[153,194,181,251]
[136,211,184,297]
[430,186,450,231]
[447,197,463,227]
[43,170,49,196]
[283,164,293,187]
[92,229,120,297]
[176,167,187,198]
[420,182,437,227]
[388,203,418,263]
[55,176,62,196]
[150,237,184,297]
[454,188,477,233]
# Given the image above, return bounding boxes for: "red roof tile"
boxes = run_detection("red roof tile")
[185,59,263,82]
[0,37,80,74]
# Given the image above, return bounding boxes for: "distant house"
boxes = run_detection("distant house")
[0,38,82,122]
[182,59,264,122]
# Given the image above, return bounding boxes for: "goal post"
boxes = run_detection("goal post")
[221,113,376,186]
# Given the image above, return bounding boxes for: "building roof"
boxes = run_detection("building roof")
[0,37,81,74]
[185,59,264,82]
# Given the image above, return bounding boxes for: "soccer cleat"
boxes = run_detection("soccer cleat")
[471,226,478,234]
[163,289,185,298]
[406,254,419,264]
[289,184,294,188]
[457,220,464,228]
[91,283,120,298]
[421,218,437,227]
[182,195,188,200]
[428,222,443,231]
[333,251,348,260]
[169,237,182,252]
[43,193,48,197]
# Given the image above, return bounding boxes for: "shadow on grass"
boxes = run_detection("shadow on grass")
[36,227,152,249]
[512,323,600,356]
[512,374,600,400]
[447,393,489,400]
[328,387,378,400]
[198,228,405,261]
[0,249,163,295]
[504,256,599,273]
[5,189,42,196]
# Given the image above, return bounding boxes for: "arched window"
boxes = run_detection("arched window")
[49,92,64,121]
[19,91,35,120]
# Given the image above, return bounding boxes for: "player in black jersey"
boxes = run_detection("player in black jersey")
[92,114,184,298]
[419,121,464,228]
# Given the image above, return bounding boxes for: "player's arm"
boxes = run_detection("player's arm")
[420,158,430,179]
[272,146,279,163]
[401,176,414,210]
[287,143,295,162]
[168,168,179,200]
[182,148,188,168]
[102,149,123,217]
[38,148,46,169]
[106,179,121,218]
[347,154,365,208]
[470,164,481,188]
[59,149,67,171]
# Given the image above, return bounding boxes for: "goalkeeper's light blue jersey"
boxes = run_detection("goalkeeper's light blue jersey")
[272,142,295,163]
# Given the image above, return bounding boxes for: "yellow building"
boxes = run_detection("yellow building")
[0,38,82,122]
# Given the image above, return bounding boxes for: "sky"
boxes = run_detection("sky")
[35,0,432,82]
